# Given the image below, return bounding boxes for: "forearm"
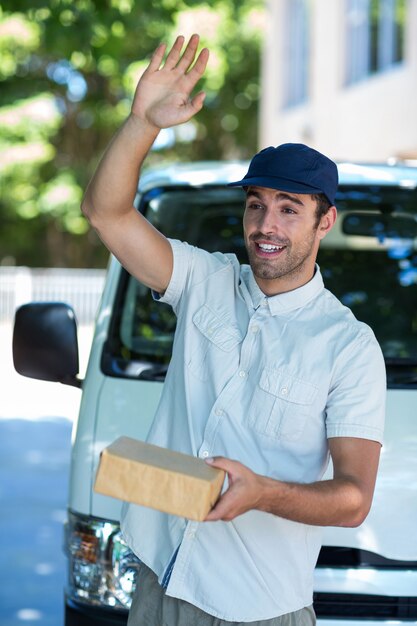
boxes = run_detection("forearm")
[82,35,208,227]
[205,439,381,525]
[82,114,159,225]
[258,475,368,527]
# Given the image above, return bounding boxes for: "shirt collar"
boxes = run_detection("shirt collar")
[244,264,324,315]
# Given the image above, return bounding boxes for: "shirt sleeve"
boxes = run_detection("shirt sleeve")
[325,328,386,444]
[152,239,237,314]
[152,239,193,310]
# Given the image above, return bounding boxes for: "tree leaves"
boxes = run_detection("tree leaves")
[0,0,263,266]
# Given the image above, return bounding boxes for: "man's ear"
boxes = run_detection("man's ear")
[318,206,337,240]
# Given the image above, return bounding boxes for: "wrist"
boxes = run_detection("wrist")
[126,111,161,139]
[256,475,285,514]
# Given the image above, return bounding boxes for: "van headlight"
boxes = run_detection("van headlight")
[64,510,141,609]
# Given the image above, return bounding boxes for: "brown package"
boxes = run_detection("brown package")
[94,436,225,521]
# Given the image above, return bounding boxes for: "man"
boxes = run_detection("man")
[82,34,385,626]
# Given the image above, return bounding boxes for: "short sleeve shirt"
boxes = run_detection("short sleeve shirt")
[121,239,386,622]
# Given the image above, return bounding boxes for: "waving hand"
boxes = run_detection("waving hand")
[81,34,209,294]
[132,34,209,130]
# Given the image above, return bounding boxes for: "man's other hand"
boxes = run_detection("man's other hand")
[204,457,263,522]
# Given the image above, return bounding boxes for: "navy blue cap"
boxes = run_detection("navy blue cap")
[228,143,338,205]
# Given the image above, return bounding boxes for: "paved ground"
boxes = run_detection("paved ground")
[0,417,71,626]
[0,322,93,626]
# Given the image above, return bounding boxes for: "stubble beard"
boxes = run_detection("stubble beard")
[246,229,318,283]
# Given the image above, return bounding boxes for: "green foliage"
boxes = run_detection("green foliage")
[0,0,264,267]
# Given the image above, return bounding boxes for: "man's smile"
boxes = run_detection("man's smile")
[250,237,289,258]
[256,242,286,254]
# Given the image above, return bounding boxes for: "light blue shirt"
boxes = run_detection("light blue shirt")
[121,239,386,621]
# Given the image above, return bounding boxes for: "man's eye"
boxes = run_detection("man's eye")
[283,207,296,214]
[247,202,263,210]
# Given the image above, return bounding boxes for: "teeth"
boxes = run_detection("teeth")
[258,243,283,251]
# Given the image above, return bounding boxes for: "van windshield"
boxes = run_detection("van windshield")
[103,184,417,387]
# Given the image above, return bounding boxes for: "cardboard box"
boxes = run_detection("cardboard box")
[94,436,225,521]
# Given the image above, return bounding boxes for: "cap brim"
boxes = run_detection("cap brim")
[228,176,323,195]
[228,176,334,205]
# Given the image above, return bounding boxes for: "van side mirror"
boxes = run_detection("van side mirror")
[13,302,82,388]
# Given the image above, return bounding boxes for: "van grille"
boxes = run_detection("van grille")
[314,592,417,619]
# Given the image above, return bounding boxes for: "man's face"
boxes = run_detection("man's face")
[243,186,334,295]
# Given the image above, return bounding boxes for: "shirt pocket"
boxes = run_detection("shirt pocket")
[186,305,241,381]
[248,367,318,441]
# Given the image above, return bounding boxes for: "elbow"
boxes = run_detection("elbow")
[80,192,99,228]
[80,193,93,222]
[339,494,372,528]
[342,509,369,528]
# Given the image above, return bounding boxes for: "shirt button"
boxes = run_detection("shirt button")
[215,408,224,416]
[280,387,288,395]
[201,450,210,458]
[251,325,259,333]
[187,528,196,538]
[239,370,247,378]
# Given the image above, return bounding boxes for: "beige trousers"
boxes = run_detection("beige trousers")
[127,563,316,626]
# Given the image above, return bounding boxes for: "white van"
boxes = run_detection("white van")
[13,160,417,626]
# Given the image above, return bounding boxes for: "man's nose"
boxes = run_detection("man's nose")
[259,207,279,234]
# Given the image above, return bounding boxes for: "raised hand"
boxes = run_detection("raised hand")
[131,34,209,130]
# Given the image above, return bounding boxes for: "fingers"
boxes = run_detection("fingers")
[163,35,186,70]
[205,456,241,476]
[149,34,208,78]
[204,457,264,522]
[175,33,201,72]
[186,46,210,82]
[147,42,167,72]
[205,478,250,522]
[190,91,206,114]
[205,493,236,522]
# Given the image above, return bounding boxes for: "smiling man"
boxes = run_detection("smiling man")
[230,143,337,296]
[243,186,333,291]
[81,34,386,626]
[243,188,335,301]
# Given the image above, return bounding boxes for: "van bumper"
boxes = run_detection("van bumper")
[65,585,417,625]
[65,597,128,626]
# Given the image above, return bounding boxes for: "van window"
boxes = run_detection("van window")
[102,184,417,386]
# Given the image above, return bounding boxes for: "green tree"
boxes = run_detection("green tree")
[0,0,264,268]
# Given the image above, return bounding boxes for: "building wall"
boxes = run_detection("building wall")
[260,0,417,162]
